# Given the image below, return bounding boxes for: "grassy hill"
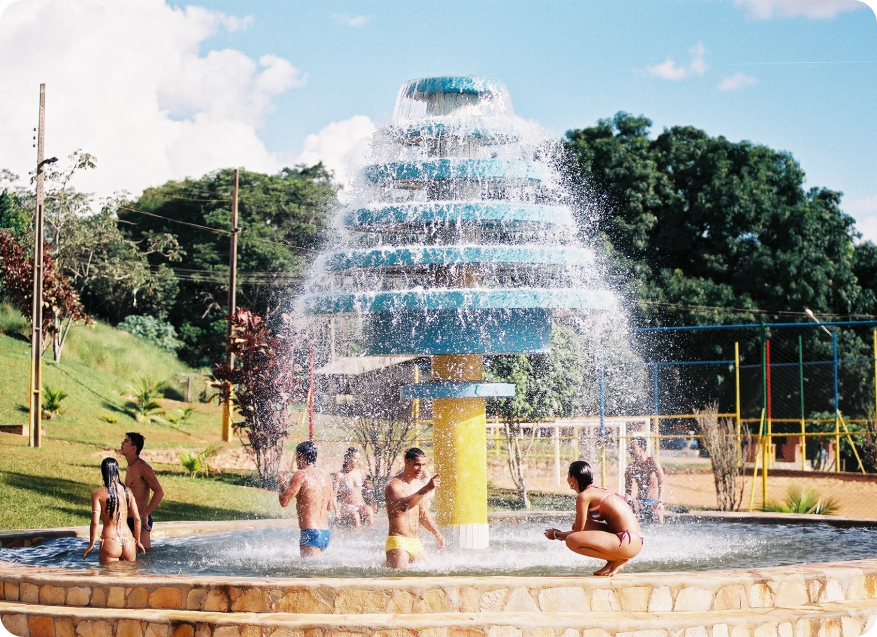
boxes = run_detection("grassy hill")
[0,306,295,530]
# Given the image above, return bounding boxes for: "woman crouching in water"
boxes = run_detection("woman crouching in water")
[545,460,643,577]
[83,458,145,564]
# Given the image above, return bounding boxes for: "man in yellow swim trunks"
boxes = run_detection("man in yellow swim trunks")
[384,447,445,569]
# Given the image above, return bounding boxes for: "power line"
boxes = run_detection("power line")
[118,205,231,237]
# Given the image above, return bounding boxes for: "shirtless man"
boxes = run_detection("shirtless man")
[384,447,445,569]
[624,437,665,525]
[333,447,376,528]
[279,441,334,557]
[120,432,164,550]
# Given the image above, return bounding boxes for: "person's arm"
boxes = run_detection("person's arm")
[127,489,146,554]
[418,503,445,549]
[279,472,303,508]
[652,459,665,500]
[82,491,101,559]
[386,475,440,513]
[545,491,587,541]
[140,464,164,521]
[624,465,633,498]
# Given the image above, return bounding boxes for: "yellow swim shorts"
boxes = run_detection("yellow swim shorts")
[385,535,424,560]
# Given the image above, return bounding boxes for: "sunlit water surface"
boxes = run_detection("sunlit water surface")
[2,521,876,577]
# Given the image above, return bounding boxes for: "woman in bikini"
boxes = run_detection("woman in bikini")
[83,457,145,564]
[544,460,643,577]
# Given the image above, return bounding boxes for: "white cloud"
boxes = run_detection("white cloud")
[331,13,371,27]
[295,115,377,198]
[734,0,866,20]
[647,43,708,80]
[718,71,759,91]
[0,0,306,200]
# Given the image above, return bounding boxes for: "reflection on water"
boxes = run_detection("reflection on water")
[2,520,876,577]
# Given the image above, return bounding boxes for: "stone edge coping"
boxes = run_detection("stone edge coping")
[2,599,877,630]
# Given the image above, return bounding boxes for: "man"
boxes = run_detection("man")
[120,432,164,551]
[333,447,377,529]
[279,441,333,557]
[624,437,665,525]
[384,447,445,569]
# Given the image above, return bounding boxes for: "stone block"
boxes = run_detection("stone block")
[820,579,844,603]
[75,622,94,637]
[150,588,185,610]
[459,587,481,613]
[27,617,53,637]
[749,583,774,608]
[503,588,539,613]
[203,590,230,613]
[212,627,239,637]
[90,589,106,607]
[774,578,808,607]
[712,625,729,637]
[3,613,29,637]
[418,630,450,637]
[276,590,331,614]
[683,629,708,637]
[617,586,651,613]
[524,629,556,637]
[107,588,126,608]
[39,586,66,605]
[487,628,522,637]
[648,587,673,612]
[415,589,451,614]
[616,631,667,637]
[839,617,862,637]
[816,618,841,637]
[240,627,260,637]
[559,631,581,637]
[171,625,194,637]
[54,619,75,637]
[794,619,816,637]
[118,620,144,637]
[713,585,747,611]
[581,630,610,637]
[845,574,877,601]
[449,629,486,637]
[194,624,211,637]
[66,587,90,607]
[372,631,410,637]
[778,624,793,637]
[186,590,207,611]
[537,587,589,613]
[5,582,20,602]
[145,624,169,637]
[729,626,750,637]
[266,631,304,637]
[753,622,778,637]
[480,589,509,612]
[590,588,620,612]
[21,583,39,603]
[674,588,713,612]
[128,588,149,609]
[333,589,390,614]
[388,590,415,614]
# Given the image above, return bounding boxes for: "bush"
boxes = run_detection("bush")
[763,487,839,515]
[118,315,182,352]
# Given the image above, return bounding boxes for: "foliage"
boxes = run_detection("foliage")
[211,308,307,484]
[121,166,337,368]
[0,187,30,237]
[118,315,182,351]
[0,301,29,337]
[41,386,68,417]
[124,378,167,423]
[179,444,221,478]
[763,486,840,515]
[166,407,196,425]
[696,404,747,511]
[0,231,91,362]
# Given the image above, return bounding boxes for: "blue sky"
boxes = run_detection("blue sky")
[1,0,876,238]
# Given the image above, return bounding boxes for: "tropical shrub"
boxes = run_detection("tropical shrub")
[118,315,182,351]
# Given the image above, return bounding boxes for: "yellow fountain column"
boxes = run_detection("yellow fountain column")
[431,353,489,549]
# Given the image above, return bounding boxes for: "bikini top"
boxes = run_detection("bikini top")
[585,485,627,522]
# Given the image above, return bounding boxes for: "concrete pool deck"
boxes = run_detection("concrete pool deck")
[1,513,877,636]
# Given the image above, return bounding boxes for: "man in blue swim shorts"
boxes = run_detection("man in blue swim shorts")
[279,441,334,557]
[625,437,666,525]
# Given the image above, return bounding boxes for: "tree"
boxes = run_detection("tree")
[211,308,307,485]
[120,166,338,368]
[0,231,91,362]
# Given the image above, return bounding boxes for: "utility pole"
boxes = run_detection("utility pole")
[28,84,47,448]
[221,169,240,442]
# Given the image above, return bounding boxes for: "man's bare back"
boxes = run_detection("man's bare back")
[120,433,164,550]
[279,441,333,557]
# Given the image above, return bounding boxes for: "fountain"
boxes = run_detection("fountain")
[302,75,614,549]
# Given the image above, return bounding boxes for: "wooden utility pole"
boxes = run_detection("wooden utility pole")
[221,169,240,442]
[28,84,47,448]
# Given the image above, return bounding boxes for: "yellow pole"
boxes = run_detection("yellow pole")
[763,410,771,506]
[735,342,741,465]
[835,410,841,473]
[432,354,488,549]
[748,409,765,512]
[837,413,866,474]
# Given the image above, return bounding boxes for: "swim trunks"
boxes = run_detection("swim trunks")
[385,534,424,560]
[640,498,660,508]
[299,528,331,551]
[127,515,153,534]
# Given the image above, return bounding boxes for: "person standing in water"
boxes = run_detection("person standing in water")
[279,440,334,557]
[384,447,444,569]
[120,432,164,551]
[83,457,145,564]
[333,447,377,528]
[545,460,643,577]
[624,437,666,525]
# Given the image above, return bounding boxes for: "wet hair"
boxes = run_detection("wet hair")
[343,447,358,462]
[568,461,594,492]
[404,447,425,462]
[125,432,144,455]
[631,437,648,451]
[296,441,318,465]
[100,457,127,522]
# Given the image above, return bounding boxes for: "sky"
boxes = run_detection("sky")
[1,0,876,238]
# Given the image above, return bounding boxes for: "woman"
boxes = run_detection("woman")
[82,457,145,564]
[545,460,643,576]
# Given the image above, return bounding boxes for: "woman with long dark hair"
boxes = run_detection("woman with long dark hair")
[83,457,145,563]
[544,460,643,576]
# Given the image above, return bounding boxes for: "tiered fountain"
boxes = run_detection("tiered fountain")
[303,75,614,548]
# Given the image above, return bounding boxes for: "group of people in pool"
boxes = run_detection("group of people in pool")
[85,432,665,576]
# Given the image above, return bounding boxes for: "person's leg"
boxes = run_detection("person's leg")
[564,530,641,576]
[654,502,665,525]
[361,504,374,527]
[386,549,409,569]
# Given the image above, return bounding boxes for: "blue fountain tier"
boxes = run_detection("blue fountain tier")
[363,158,545,185]
[382,118,521,145]
[394,76,513,121]
[302,288,614,354]
[343,202,574,230]
[321,245,593,271]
